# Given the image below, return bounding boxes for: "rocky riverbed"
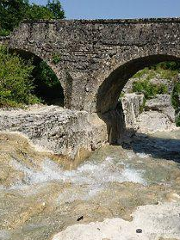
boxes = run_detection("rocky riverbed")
[0,128,180,240]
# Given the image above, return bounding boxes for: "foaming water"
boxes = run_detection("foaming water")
[8,153,147,201]
[121,168,145,184]
[136,152,150,158]
[10,156,146,187]
[1,129,180,240]
[9,132,179,201]
[10,158,64,185]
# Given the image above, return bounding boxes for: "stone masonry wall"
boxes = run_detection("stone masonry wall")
[8,18,180,113]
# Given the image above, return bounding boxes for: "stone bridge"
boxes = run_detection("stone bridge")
[5,18,180,113]
[1,18,180,156]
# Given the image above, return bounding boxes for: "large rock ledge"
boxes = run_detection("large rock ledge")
[0,105,108,160]
[52,202,180,240]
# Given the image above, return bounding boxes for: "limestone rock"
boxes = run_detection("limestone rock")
[121,93,177,133]
[52,203,180,240]
[0,106,108,160]
[137,111,176,133]
[121,93,144,129]
[145,94,175,122]
[145,94,172,110]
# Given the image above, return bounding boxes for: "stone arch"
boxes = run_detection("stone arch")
[96,54,180,143]
[8,48,65,106]
[97,54,180,114]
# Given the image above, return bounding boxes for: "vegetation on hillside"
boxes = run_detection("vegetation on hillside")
[171,80,180,126]
[132,80,168,99]
[0,0,65,36]
[133,62,180,80]
[132,62,180,99]
[129,61,180,126]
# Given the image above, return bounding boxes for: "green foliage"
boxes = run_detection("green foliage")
[35,61,60,88]
[175,115,180,127]
[33,61,64,104]
[0,46,39,107]
[133,67,150,79]
[0,29,11,37]
[132,80,168,99]
[52,53,61,64]
[133,61,180,81]
[120,92,125,98]
[171,80,180,127]
[0,0,29,35]
[25,4,54,20]
[132,61,180,127]
[0,0,65,36]
[176,115,180,127]
[47,0,65,19]
[0,47,64,107]
[171,80,180,110]
[139,97,146,113]
[151,61,180,71]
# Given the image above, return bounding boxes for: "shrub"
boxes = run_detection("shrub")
[0,46,39,107]
[33,60,64,104]
[133,61,180,81]
[139,97,146,113]
[132,80,168,99]
[52,53,61,64]
[0,0,65,36]
[133,67,150,79]
[0,28,11,37]
[176,115,180,127]
[171,81,180,110]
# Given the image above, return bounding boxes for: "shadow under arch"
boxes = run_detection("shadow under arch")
[9,48,65,106]
[97,54,180,144]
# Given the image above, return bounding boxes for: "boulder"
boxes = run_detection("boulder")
[145,94,175,122]
[121,93,144,129]
[0,105,108,160]
[136,111,176,133]
[121,93,176,133]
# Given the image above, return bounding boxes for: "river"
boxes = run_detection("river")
[0,129,180,240]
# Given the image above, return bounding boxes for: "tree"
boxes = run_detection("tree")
[0,0,65,36]
[25,4,54,20]
[0,0,29,35]
[47,0,65,19]
[0,46,39,107]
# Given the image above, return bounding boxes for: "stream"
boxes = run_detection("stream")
[0,129,180,240]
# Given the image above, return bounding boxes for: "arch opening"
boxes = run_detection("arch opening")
[9,48,65,107]
[97,55,180,144]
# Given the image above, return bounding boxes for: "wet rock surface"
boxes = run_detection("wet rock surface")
[0,129,180,240]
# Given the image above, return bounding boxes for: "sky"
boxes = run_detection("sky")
[30,0,180,20]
